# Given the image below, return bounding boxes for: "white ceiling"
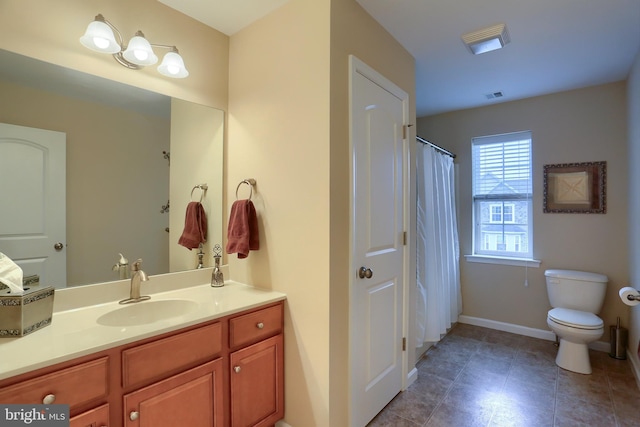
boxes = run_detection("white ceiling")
[163,0,640,117]
[157,0,291,37]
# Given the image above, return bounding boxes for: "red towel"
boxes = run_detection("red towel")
[226,200,259,259]
[178,202,207,250]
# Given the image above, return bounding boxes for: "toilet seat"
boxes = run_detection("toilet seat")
[548,307,603,330]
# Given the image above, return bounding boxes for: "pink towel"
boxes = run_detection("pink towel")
[178,202,207,250]
[226,200,259,259]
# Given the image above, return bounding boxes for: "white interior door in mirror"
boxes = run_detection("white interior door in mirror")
[0,123,66,288]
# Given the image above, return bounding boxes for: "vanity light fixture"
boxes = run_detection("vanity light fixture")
[80,14,189,78]
[462,23,510,55]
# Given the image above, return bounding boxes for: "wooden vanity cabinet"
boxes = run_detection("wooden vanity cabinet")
[0,300,285,427]
[229,304,284,427]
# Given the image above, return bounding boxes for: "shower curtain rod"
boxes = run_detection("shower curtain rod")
[416,135,456,159]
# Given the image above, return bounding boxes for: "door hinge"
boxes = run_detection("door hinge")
[402,337,406,351]
[402,124,413,140]
[403,231,407,245]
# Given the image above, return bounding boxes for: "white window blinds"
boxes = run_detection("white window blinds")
[472,131,532,199]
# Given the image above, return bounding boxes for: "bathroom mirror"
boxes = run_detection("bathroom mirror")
[0,49,224,287]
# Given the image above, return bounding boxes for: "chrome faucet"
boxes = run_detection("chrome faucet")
[119,258,150,304]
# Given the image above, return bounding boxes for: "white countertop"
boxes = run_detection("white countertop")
[0,270,286,381]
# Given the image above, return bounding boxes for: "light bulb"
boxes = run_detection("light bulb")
[134,50,149,61]
[93,37,110,49]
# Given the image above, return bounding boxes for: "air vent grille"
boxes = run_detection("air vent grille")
[485,91,504,99]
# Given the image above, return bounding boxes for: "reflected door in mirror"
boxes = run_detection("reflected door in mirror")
[0,122,66,287]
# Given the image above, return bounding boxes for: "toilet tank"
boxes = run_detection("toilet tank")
[545,269,608,313]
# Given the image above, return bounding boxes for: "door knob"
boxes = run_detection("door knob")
[358,267,373,279]
[53,242,64,251]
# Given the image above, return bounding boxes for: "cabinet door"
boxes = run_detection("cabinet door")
[230,334,284,427]
[69,404,109,427]
[123,359,224,427]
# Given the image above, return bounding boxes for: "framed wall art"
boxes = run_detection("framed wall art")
[543,161,606,213]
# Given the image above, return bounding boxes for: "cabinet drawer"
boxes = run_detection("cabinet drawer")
[229,303,283,349]
[69,403,109,427]
[122,322,222,389]
[0,357,109,410]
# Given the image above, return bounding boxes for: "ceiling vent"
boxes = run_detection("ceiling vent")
[485,91,504,99]
[462,24,510,55]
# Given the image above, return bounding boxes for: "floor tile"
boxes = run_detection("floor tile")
[367,323,640,427]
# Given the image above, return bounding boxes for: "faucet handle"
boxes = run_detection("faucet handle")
[132,258,144,271]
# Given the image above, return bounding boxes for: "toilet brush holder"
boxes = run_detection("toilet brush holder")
[609,317,627,360]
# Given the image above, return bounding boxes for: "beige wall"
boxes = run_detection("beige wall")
[228,1,332,425]
[228,0,415,425]
[627,50,640,377]
[417,82,630,343]
[329,1,416,424]
[169,99,224,271]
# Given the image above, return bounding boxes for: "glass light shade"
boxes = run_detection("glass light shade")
[80,20,120,54]
[123,34,157,66]
[157,51,189,78]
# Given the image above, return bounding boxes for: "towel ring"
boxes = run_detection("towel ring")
[191,184,208,202]
[235,179,256,200]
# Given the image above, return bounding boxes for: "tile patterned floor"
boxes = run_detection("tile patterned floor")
[368,324,640,427]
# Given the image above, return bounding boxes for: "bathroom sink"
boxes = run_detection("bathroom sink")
[97,299,199,327]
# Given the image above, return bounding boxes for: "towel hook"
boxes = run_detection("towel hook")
[235,179,256,200]
[191,184,208,203]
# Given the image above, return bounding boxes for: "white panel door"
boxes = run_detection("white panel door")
[0,123,66,288]
[350,56,408,427]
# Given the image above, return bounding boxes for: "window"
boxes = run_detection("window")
[472,131,532,259]
[489,203,515,223]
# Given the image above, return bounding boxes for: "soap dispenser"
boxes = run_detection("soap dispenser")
[211,244,224,287]
[112,253,130,280]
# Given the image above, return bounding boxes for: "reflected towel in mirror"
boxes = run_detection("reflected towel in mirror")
[178,202,207,250]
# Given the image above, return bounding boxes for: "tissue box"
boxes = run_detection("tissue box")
[0,285,55,337]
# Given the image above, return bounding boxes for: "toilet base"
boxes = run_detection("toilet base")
[555,338,592,374]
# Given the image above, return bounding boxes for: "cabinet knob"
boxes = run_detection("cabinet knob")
[256,322,264,329]
[42,394,56,404]
[234,366,241,373]
[129,411,139,421]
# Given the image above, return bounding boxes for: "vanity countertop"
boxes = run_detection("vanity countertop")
[0,278,286,381]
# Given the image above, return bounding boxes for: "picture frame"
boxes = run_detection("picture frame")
[543,161,606,213]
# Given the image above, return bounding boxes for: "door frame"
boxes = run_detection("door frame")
[348,54,411,423]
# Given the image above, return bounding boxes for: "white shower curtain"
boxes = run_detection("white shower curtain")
[416,141,462,345]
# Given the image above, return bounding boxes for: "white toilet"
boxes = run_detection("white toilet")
[545,269,608,374]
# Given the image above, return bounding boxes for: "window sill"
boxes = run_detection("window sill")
[464,255,541,268]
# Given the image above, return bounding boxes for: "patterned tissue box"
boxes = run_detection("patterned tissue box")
[0,276,54,337]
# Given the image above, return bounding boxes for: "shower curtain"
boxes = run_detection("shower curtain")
[416,141,462,345]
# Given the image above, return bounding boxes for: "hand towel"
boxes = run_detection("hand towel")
[0,252,24,293]
[178,202,208,250]
[226,200,259,259]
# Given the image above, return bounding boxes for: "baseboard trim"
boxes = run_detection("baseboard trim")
[406,366,418,389]
[457,315,609,352]
[628,352,640,390]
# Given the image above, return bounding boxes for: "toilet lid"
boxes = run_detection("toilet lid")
[548,308,603,330]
